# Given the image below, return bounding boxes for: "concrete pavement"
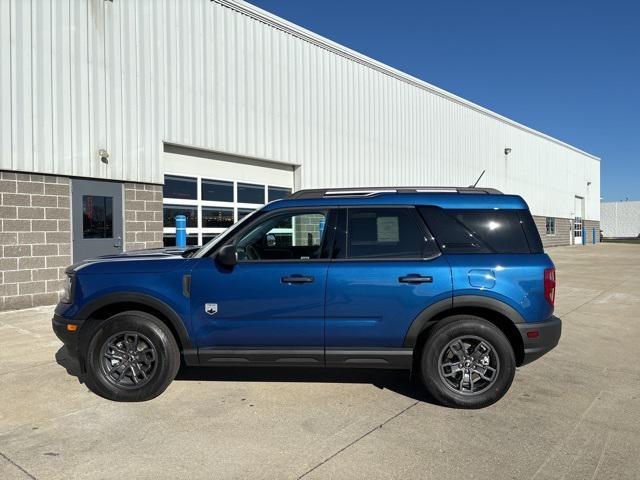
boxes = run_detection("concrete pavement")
[1,243,639,479]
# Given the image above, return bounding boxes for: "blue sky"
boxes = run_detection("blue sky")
[247,0,639,201]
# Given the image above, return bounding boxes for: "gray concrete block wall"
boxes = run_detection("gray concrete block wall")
[533,215,600,247]
[0,171,71,311]
[124,183,163,251]
[294,214,324,246]
[534,216,572,248]
[583,220,600,244]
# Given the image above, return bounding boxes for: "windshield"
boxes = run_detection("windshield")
[192,208,262,258]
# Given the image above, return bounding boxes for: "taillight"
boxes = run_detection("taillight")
[544,268,556,306]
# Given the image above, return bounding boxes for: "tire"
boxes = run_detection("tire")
[419,315,516,409]
[84,311,180,402]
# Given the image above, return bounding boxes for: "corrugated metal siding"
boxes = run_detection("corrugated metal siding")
[0,0,163,185]
[0,0,600,220]
[601,202,640,238]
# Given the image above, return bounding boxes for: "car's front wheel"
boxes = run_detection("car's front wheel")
[84,311,180,402]
[420,315,516,408]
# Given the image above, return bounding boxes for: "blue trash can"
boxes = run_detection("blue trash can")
[175,215,187,247]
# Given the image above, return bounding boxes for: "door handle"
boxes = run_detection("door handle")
[281,275,315,284]
[399,274,433,284]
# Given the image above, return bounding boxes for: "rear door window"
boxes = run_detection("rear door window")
[343,208,439,259]
[419,207,535,254]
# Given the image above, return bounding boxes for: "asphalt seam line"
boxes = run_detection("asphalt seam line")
[0,451,37,480]
[297,401,420,479]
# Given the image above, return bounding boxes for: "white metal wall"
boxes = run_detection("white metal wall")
[601,202,640,238]
[0,0,600,220]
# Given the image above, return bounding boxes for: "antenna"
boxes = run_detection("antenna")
[470,170,486,188]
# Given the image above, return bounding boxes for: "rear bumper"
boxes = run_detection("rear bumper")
[516,316,562,366]
[52,314,80,353]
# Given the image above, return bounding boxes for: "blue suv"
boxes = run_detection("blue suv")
[53,187,561,408]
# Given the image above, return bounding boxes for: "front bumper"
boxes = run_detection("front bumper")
[52,314,81,353]
[516,316,562,366]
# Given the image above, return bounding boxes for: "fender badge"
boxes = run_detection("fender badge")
[204,303,218,315]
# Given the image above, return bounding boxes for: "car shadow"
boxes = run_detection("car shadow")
[176,365,438,404]
[55,346,437,405]
[55,346,86,385]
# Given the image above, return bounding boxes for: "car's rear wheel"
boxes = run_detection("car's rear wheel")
[84,311,180,402]
[420,315,516,408]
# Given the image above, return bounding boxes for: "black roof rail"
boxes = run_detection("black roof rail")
[287,186,503,199]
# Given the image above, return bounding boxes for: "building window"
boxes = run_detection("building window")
[163,233,199,247]
[163,175,197,200]
[82,196,113,239]
[162,174,289,245]
[237,182,265,204]
[202,207,234,228]
[163,205,198,228]
[237,208,256,220]
[545,217,556,235]
[202,179,234,202]
[268,186,292,202]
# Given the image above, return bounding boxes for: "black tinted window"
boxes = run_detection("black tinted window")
[163,175,196,200]
[268,186,292,202]
[419,207,536,254]
[202,179,233,202]
[519,211,544,253]
[82,196,113,239]
[202,207,234,228]
[163,205,198,228]
[346,208,437,259]
[237,183,265,204]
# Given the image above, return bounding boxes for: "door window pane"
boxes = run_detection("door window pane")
[202,179,234,202]
[346,208,435,259]
[163,205,198,228]
[163,233,199,247]
[163,175,197,200]
[235,211,327,261]
[82,196,113,239]
[268,186,292,202]
[202,207,234,228]
[237,183,265,204]
[237,208,255,220]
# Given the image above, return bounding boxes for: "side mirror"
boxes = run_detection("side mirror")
[266,233,276,247]
[216,244,237,268]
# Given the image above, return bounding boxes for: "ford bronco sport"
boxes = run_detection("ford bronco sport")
[53,187,561,408]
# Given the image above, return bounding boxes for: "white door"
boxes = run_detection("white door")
[573,196,584,245]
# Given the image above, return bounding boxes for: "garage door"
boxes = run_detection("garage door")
[162,145,295,246]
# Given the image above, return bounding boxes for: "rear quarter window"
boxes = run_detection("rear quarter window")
[419,206,542,254]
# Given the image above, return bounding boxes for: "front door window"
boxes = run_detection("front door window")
[235,211,328,261]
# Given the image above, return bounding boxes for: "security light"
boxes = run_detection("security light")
[98,149,109,164]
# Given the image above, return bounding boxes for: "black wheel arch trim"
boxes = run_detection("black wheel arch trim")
[75,292,193,350]
[403,295,526,348]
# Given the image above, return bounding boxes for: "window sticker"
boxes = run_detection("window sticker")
[377,216,399,242]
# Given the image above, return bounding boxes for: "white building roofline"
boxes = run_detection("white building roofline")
[217,0,600,162]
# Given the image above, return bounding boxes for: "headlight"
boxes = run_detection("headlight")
[60,274,74,303]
